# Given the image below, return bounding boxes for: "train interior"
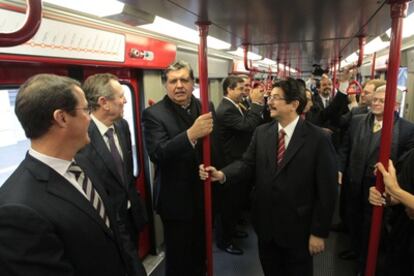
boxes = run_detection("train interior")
[1,0,414,275]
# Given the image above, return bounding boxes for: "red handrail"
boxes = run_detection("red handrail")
[371,52,377,79]
[0,0,42,47]
[243,44,279,76]
[196,21,213,276]
[346,80,363,95]
[365,1,408,276]
[348,36,366,70]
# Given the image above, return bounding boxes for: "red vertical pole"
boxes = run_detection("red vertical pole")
[371,52,377,79]
[196,21,213,276]
[365,2,408,276]
[332,59,337,97]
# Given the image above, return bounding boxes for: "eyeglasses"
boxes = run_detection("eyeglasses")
[268,94,286,102]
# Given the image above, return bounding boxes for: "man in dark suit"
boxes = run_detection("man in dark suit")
[77,73,147,276]
[0,74,131,276]
[201,78,338,276]
[306,75,349,149]
[142,61,217,276]
[338,79,386,130]
[335,78,386,240]
[215,75,264,254]
[338,85,414,273]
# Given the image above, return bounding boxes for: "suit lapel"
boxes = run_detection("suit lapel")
[89,121,124,185]
[113,121,130,181]
[25,155,113,237]
[276,119,306,176]
[266,121,278,175]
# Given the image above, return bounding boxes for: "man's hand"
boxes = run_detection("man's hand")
[199,164,225,182]
[368,186,386,206]
[250,85,265,105]
[187,112,213,141]
[309,235,325,256]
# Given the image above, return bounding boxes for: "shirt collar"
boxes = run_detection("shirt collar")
[28,147,73,175]
[278,115,300,138]
[91,114,114,137]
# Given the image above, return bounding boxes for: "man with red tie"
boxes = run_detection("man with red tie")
[200,78,337,276]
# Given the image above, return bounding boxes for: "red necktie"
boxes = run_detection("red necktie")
[277,129,286,166]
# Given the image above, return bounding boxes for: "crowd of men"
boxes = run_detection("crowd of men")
[1,60,414,276]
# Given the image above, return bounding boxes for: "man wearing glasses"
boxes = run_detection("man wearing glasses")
[0,74,131,275]
[200,78,337,276]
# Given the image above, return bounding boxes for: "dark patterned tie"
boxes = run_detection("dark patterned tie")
[68,162,110,228]
[277,129,286,166]
[105,128,124,182]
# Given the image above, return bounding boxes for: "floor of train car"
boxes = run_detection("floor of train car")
[148,219,357,276]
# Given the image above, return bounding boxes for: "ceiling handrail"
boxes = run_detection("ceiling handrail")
[348,36,366,69]
[242,43,279,76]
[0,0,42,47]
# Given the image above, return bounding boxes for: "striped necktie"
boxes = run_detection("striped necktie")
[277,129,286,166]
[68,162,110,228]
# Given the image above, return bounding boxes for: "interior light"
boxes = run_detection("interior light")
[402,13,414,38]
[227,47,262,60]
[364,37,389,55]
[259,58,277,65]
[43,0,125,17]
[138,16,231,50]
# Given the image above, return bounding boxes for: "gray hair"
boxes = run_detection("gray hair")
[82,73,119,111]
[375,85,403,103]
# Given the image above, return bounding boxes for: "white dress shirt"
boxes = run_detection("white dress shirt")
[91,114,124,160]
[278,115,300,149]
[28,148,88,199]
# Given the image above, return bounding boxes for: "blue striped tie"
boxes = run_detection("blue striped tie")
[68,162,110,228]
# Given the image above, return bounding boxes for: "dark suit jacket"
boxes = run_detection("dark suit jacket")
[216,98,263,165]
[0,154,128,276]
[222,119,338,248]
[338,112,414,199]
[76,119,147,242]
[142,95,222,220]
[307,92,349,149]
[337,105,369,130]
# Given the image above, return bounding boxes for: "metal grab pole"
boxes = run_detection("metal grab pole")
[196,21,213,276]
[371,52,377,79]
[364,2,408,276]
[0,0,42,47]
[332,59,337,97]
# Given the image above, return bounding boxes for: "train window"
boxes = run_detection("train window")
[0,88,29,187]
[120,84,139,177]
[0,84,139,188]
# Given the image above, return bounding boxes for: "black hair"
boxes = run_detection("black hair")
[15,74,80,139]
[273,77,307,115]
[222,75,244,95]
